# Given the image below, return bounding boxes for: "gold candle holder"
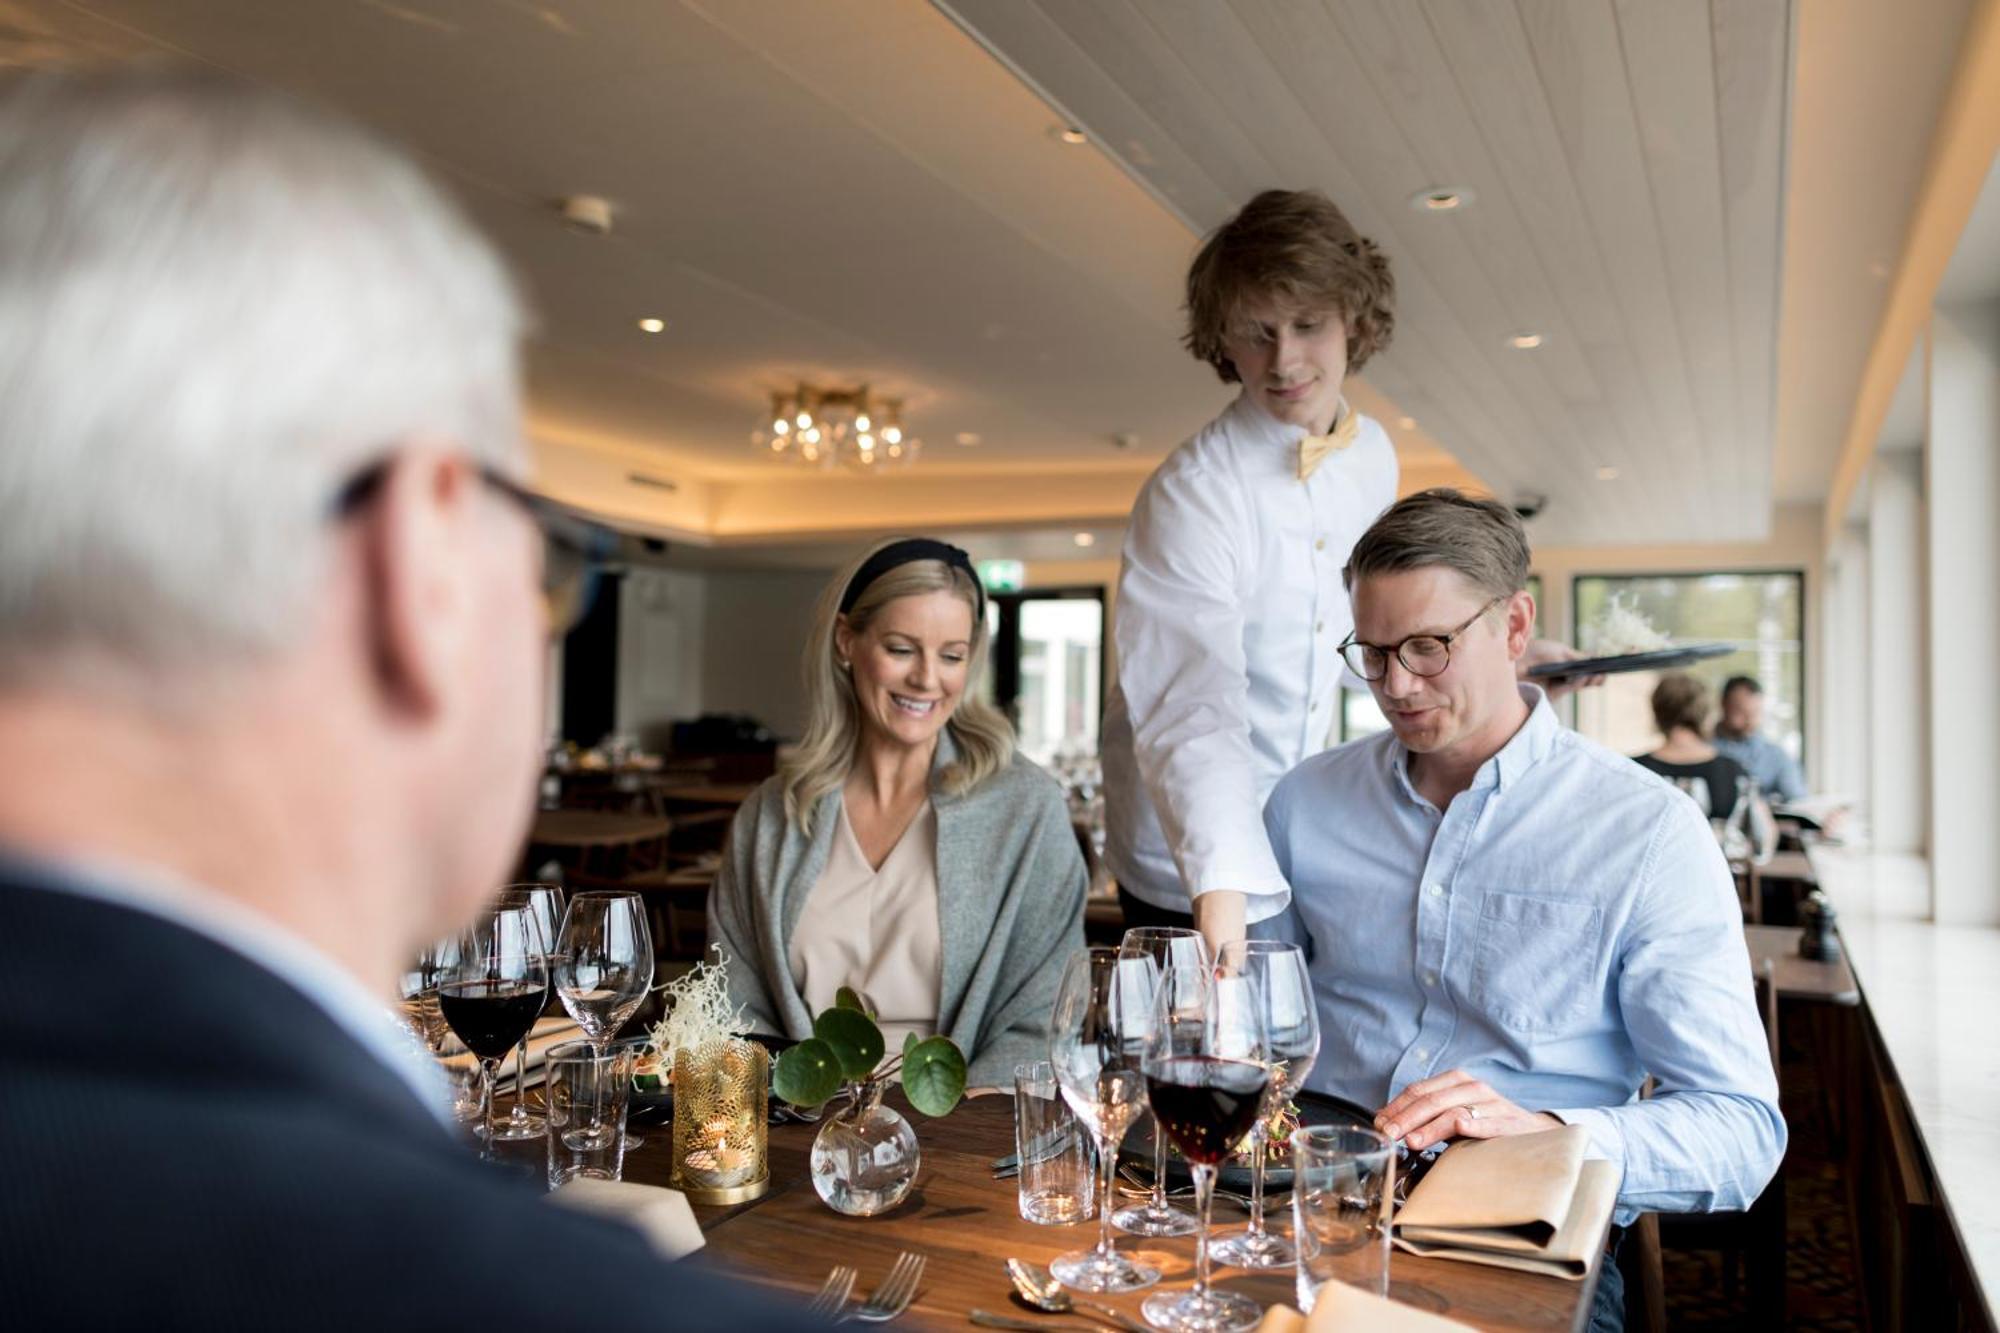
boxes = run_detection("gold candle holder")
[671,1038,769,1204]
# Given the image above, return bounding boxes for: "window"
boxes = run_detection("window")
[1571,572,1805,763]
[987,588,1106,768]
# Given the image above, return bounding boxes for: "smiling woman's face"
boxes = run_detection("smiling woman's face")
[836,589,975,752]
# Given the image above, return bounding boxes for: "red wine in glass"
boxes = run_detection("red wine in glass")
[439,978,547,1062]
[1145,1055,1268,1164]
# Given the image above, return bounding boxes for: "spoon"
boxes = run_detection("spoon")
[1005,1259,1151,1333]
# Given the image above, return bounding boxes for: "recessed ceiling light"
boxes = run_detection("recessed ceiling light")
[1396,415,1417,430]
[1057,126,1088,145]
[1073,532,1096,548]
[1409,186,1474,213]
[1596,466,1620,481]
[955,432,981,446]
[1506,332,1544,350]
[637,317,666,333]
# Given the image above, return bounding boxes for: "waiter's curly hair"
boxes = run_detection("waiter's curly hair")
[1183,189,1396,383]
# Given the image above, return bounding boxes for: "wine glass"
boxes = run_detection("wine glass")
[437,905,551,1158]
[552,891,653,1149]
[488,883,565,1142]
[1209,939,1320,1270]
[397,936,456,1054]
[1112,926,1210,1238]
[1140,962,1271,1333]
[1047,946,1160,1294]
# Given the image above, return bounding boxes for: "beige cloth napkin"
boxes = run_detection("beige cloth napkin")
[550,1178,706,1261]
[1390,1126,1619,1280]
[1256,1280,1477,1332]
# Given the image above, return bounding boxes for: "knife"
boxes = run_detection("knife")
[968,1311,1097,1331]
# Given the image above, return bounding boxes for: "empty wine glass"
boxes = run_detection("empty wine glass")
[1209,939,1320,1271]
[1047,946,1159,1294]
[1112,926,1210,1238]
[437,905,550,1159]
[1141,963,1271,1333]
[552,891,653,1149]
[489,883,565,1142]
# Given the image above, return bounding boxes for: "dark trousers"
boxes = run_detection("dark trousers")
[1115,886,1194,932]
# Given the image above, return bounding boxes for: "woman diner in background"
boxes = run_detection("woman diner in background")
[707,537,1087,1088]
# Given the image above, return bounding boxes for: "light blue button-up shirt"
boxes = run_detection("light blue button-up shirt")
[1713,731,1807,803]
[1261,686,1785,1222]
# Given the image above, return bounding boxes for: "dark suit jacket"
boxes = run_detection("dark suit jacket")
[0,870,818,1330]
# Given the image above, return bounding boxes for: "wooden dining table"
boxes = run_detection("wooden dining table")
[623,1091,1605,1332]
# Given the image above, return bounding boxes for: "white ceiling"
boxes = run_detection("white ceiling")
[938,0,1793,545]
[2,0,1983,552]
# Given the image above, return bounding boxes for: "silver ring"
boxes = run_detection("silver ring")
[1465,1104,1481,1120]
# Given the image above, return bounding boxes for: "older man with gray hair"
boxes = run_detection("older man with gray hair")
[1260,489,1785,1332]
[0,67,807,1328]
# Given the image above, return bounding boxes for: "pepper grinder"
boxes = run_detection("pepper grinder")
[1798,890,1842,963]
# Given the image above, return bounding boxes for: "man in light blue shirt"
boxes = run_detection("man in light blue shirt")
[1261,491,1785,1241]
[1714,675,1808,803]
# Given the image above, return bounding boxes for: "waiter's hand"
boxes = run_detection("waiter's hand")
[1375,1070,1562,1150]
[1191,890,1246,961]
[1518,638,1603,701]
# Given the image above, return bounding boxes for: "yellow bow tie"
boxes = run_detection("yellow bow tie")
[1297,403,1361,480]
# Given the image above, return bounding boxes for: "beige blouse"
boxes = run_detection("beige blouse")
[786,799,942,1052]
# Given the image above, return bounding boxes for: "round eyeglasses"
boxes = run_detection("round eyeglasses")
[1336,596,1504,682]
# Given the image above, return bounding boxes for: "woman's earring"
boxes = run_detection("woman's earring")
[837,658,851,671]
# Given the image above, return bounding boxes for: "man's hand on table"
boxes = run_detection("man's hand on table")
[1191,889,1246,961]
[1518,638,1604,701]
[1375,1069,1562,1151]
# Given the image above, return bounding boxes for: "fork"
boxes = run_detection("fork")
[841,1251,926,1324]
[805,1265,856,1320]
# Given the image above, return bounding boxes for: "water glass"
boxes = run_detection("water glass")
[1290,1125,1395,1309]
[1013,1060,1095,1225]
[545,1040,633,1188]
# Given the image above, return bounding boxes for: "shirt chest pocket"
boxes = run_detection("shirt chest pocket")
[1469,892,1603,1036]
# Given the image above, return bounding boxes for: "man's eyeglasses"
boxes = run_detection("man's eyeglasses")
[333,458,618,636]
[1337,596,1505,682]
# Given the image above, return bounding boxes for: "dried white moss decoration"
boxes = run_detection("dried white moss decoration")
[1583,592,1671,656]
[649,944,750,1068]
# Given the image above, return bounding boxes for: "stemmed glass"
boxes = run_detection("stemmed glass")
[437,905,551,1159]
[552,891,653,1149]
[1112,926,1210,1238]
[1047,946,1160,1294]
[396,936,456,1054]
[489,883,565,1142]
[1209,940,1320,1270]
[1140,962,1271,1333]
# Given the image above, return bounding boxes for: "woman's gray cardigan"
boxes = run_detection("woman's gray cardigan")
[706,737,1088,1088]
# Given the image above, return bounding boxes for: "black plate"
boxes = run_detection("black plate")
[1117,1089,1374,1193]
[1526,642,1734,681]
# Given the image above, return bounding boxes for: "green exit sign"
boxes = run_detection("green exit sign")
[977,559,1024,592]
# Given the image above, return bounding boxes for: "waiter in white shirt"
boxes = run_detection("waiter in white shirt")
[1103,189,1587,955]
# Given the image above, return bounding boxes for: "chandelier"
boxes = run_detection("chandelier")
[752,382,920,469]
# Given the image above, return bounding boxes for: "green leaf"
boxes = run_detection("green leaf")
[900,1036,967,1117]
[903,1030,919,1058]
[772,1038,843,1108]
[813,1006,885,1080]
[835,986,872,1017]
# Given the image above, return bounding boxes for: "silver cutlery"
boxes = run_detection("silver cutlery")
[805,1265,856,1320]
[969,1312,1096,1331]
[840,1251,925,1324]
[1004,1258,1151,1333]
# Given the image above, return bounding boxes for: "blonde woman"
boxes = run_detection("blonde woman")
[707,537,1087,1087]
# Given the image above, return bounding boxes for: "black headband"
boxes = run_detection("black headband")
[839,538,985,619]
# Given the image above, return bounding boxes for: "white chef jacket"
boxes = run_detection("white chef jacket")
[1102,390,1398,922]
